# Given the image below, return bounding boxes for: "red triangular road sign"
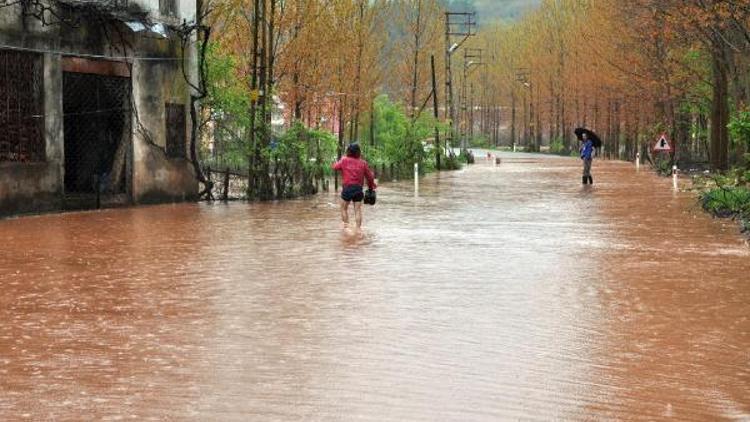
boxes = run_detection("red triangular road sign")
[653,134,673,152]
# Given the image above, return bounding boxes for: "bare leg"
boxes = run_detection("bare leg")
[340,200,350,225]
[354,202,363,229]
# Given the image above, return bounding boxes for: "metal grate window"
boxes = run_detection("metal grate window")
[63,72,132,194]
[165,103,186,158]
[0,49,45,162]
[159,0,178,17]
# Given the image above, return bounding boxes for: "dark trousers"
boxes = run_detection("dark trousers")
[582,158,592,177]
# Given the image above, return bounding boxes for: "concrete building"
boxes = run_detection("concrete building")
[0,0,198,217]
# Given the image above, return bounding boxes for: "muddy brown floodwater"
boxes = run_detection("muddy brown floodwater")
[1,153,749,421]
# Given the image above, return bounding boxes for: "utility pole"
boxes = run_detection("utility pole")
[444,11,476,156]
[469,83,475,141]
[431,55,441,170]
[511,90,517,150]
[535,82,542,150]
[461,47,482,152]
[516,69,531,149]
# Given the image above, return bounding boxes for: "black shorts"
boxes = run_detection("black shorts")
[341,185,364,202]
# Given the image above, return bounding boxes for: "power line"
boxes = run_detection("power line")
[28,107,134,118]
[0,43,188,61]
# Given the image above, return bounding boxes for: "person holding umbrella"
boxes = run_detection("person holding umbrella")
[580,133,594,185]
[575,128,601,185]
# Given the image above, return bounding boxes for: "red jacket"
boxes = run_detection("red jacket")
[332,156,377,190]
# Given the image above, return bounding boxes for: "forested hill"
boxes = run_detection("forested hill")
[443,0,542,24]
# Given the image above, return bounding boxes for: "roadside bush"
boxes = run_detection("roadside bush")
[700,186,750,219]
[549,137,565,154]
[459,149,475,164]
[360,95,451,175]
[266,122,337,197]
[654,156,674,176]
[729,109,750,150]
[442,153,463,170]
[469,135,491,149]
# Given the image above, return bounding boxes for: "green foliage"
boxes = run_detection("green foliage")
[654,156,674,177]
[361,95,451,174]
[442,153,463,170]
[549,137,565,154]
[728,109,750,149]
[206,45,250,123]
[737,169,750,186]
[204,50,456,196]
[269,122,338,179]
[700,186,750,219]
[203,44,253,168]
[469,135,491,149]
[204,43,339,199]
[679,49,712,114]
[698,170,750,233]
[457,149,473,164]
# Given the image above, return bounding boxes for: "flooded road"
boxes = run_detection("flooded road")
[1,153,749,420]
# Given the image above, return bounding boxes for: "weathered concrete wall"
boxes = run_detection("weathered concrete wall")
[0,9,65,216]
[133,140,198,203]
[0,4,57,48]
[0,164,62,216]
[131,52,198,204]
[133,0,196,21]
[0,2,198,216]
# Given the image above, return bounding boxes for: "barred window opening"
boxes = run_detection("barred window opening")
[165,103,186,159]
[0,50,45,163]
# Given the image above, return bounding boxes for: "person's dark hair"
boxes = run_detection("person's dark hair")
[346,143,361,158]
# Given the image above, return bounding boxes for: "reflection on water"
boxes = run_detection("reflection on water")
[0,154,748,420]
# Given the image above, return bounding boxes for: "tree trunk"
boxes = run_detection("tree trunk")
[410,0,422,119]
[431,55,441,169]
[248,0,261,199]
[710,50,730,171]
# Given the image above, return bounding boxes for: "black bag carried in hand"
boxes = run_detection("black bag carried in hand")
[364,189,376,205]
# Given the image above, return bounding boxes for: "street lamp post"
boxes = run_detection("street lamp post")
[444,12,476,157]
[516,69,532,151]
[461,48,483,153]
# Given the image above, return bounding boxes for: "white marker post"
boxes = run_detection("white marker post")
[636,152,640,171]
[672,165,678,190]
[414,163,419,193]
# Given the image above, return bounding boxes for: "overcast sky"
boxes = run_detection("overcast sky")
[445,0,542,24]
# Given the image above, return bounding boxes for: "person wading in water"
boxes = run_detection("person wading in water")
[580,132,594,185]
[332,143,377,230]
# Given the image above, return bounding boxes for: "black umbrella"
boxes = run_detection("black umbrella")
[574,128,602,149]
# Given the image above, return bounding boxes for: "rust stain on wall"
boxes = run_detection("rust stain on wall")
[62,57,130,78]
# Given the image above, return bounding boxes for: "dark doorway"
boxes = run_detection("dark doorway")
[63,72,131,201]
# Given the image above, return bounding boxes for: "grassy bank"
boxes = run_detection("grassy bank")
[691,170,750,236]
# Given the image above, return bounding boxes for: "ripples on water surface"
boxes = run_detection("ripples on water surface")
[0,153,749,420]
